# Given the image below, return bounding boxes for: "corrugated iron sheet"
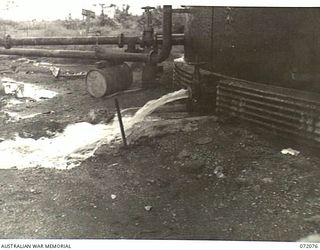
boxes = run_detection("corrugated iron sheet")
[173,62,193,88]
[216,79,320,143]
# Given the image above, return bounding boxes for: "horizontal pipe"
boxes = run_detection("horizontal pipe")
[1,35,141,48]
[172,8,191,13]
[0,47,95,58]
[0,48,149,62]
[98,49,149,62]
[1,33,184,48]
[0,6,176,64]
[157,34,184,45]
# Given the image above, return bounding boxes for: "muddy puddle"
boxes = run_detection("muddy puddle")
[0,89,189,170]
[1,77,57,100]
[0,77,58,121]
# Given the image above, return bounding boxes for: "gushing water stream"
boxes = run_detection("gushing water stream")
[0,89,190,169]
[127,88,190,125]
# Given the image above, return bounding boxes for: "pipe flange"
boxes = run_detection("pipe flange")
[4,34,12,49]
[118,33,124,48]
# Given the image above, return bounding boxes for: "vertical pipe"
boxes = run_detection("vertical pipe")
[150,5,172,64]
[114,98,128,147]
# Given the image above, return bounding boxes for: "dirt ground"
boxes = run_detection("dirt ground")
[0,54,319,241]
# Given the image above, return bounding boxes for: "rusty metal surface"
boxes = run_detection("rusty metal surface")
[216,79,320,143]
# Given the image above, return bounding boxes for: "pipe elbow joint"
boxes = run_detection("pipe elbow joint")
[148,5,172,65]
[149,48,172,64]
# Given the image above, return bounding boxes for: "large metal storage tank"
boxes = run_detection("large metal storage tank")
[174,7,320,145]
[182,7,320,87]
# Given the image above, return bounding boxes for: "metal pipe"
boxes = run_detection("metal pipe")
[1,34,141,49]
[1,33,183,48]
[157,34,184,45]
[172,8,191,14]
[114,98,127,147]
[98,49,149,62]
[0,5,175,64]
[0,47,149,62]
[150,5,172,64]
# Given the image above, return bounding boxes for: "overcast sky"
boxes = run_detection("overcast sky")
[1,0,320,21]
[1,0,193,21]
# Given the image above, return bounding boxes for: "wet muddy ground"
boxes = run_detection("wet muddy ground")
[0,55,319,241]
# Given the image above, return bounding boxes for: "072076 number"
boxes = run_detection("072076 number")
[300,244,319,249]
